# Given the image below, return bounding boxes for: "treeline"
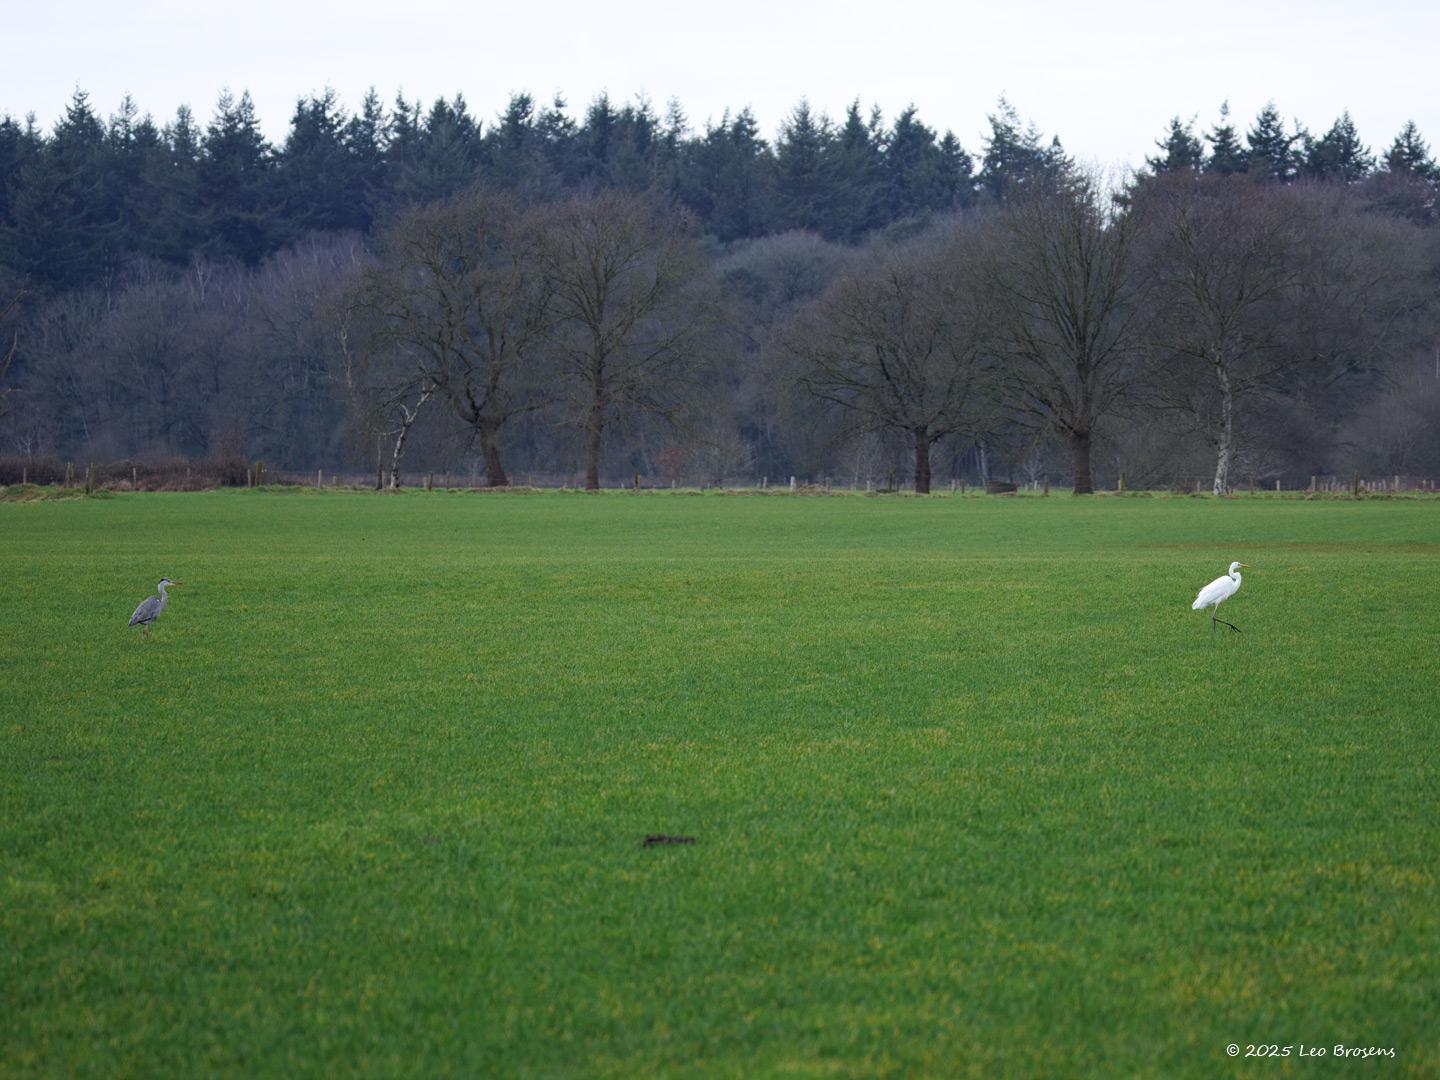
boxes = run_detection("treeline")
[1,90,1438,491]
[4,88,1436,292]
[0,87,987,289]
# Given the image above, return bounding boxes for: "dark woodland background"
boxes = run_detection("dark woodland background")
[1,88,1437,491]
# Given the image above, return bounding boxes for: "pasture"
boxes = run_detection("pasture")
[2,489,1436,1077]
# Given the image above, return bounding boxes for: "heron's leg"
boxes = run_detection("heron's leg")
[1215,617,1241,633]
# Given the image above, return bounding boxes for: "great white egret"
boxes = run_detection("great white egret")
[1192,562,1248,635]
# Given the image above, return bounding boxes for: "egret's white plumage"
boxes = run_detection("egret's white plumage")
[1192,562,1247,633]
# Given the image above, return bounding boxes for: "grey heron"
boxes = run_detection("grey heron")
[129,577,180,637]
[1191,562,1248,635]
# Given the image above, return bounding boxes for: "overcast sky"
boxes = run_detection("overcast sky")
[5,0,1437,170]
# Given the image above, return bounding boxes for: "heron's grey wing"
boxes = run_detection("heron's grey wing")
[129,595,161,626]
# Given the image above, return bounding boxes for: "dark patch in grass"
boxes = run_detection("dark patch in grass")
[642,834,696,846]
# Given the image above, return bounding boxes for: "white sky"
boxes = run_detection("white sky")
[5,0,1438,170]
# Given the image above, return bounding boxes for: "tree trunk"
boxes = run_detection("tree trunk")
[389,388,434,490]
[1212,367,1233,496]
[479,418,508,487]
[912,427,932,495]
[585,361,605,491]
[1070,429,1094,494]
[387,425,410,490]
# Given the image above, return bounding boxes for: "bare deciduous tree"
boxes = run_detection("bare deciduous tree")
[987,174,1148,493]
[538,191,704,489]
[1141,174,1432,493]
[787,222,997,493]
[327,289,435,489]
[1141,175,1309,493]
[360,189,553,487]
[0,290,22,424]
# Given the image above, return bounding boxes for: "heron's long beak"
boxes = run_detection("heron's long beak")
[1239,564,1250,568]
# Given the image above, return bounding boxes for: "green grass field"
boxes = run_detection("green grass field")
[2,489,1436,1077]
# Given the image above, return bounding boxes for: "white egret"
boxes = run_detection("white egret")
[1191,562,1248,635]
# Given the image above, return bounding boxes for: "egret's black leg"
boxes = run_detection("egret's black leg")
[1215,617,1240,633]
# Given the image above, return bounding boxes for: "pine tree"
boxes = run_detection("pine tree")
[1041,135,1072,179]
[1146,116,1205,173]
[155,105,205,263]
[1304,111,1372,182]
[1245,102,1296,182]
[936,132,975,210]
[579,93,618,184]
[536,94,578,186]
[345,89,390,228]
[200,89,279,264]
[12,90,115,288]
[773,100,833,233]
[486,92,550,191]
[685,109,772,241]
[107,97,174,263]
[883,105,947,220]
[277,89,363,236]
[1205,102,1247,175]
[608,97,658,191]
[978,98,1057,201]
[384,94,425,201]
[1382,120,1436,178]
[0,114,44,278]
[654,98,690,201]
[404,95,483,202]
[0,114,43,273]
[826,101,884,240]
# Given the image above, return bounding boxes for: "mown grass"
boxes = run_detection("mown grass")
[2,490,1436,1077]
